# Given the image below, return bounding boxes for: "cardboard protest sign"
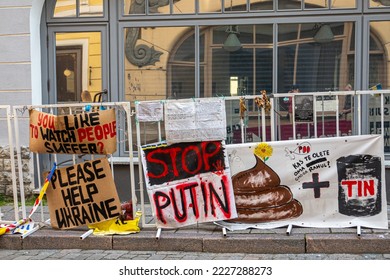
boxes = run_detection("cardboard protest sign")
[140,140,237,228]
[29,109,117,154]
[217,134,388,230]
[46,158,122,229]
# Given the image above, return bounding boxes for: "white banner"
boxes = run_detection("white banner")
[217,135,388,230]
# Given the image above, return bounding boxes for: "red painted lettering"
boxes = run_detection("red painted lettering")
[151,175,232,226]
[181,145,202,175]
[153,191,170,224]
[37,113,55,129]
[341,179,376,198]
[364,180,375,196]
[143,141,225,183]
[169,187,188,223]
[146,149,169,179]
[202,141,221,171]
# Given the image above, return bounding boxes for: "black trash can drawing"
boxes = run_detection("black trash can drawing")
[337,155,382,217]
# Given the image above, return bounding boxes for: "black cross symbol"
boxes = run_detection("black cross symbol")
[302,173,329,198]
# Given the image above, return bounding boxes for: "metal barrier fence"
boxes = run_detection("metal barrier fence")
[135,90,390,228]
[10,102,136,233]
[0,105,19,223]
[2,89,390,231]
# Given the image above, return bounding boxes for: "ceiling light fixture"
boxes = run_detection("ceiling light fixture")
[223,25,242,52]
[313,24,334,43]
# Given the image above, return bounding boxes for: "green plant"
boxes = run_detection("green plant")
[0,194,14,207]
[0,194,47,207]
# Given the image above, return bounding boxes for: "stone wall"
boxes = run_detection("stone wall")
[0,146,34,197]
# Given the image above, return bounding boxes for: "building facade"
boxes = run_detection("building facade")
[1,0,390,201]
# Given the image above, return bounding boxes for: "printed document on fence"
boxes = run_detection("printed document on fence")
[164,99,226,144]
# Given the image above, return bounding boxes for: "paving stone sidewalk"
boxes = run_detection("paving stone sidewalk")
[1,205,390,258]
[1,249,390,260]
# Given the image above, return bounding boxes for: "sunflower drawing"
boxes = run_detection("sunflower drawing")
[254,142,273,162]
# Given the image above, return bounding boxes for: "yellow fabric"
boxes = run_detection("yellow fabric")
[0,227,7,236]
[88,211,141,235]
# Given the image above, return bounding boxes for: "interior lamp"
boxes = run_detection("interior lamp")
[223,26,242,52]
[314,24,334,43]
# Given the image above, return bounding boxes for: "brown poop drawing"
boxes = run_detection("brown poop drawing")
[230,155,303,223]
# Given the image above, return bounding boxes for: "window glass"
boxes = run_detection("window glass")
[124,0,146,15]
[224,0,248,12]
[199,0,222,13]
[278,0,302,10]
[256,24,273,44]
[173,0,195,14]
[370,0,390,8]
[79,0,104,17]
[148,0,171,14]
[250,0,274,11]
[124,26,195,101]
[331,0,356,9]
[234,25,254,44]
[208,24,272,98]
[278,24,299,42]
[55,32,102,103]
[209,25,273,143]
[212,48,253,97]
[123,0,195,15]
[302,0,357,9]
[213,26,229,44]
[171,66,196,99]
[277,22,355,140]
[304,0,328,9]
[199,33,205,63]
[368,21,389,151]
[173,34,195,62]
[54,0,103,17]
[171,32,196,99]
[369,21,388,88]
[256,48,273,93]
[278,22,353,93]
[54,0,77,17]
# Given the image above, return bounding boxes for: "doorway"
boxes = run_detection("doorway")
[56,46,82,102]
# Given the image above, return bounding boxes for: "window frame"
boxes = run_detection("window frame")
[118,0,362,20]
[46,0,390,156]
[364,0,390,12]
[47,25,110,104]
[46,0,109,23]
[362,15,390,162]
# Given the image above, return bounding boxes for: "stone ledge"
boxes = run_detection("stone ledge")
[2,227,390,255]
[21,228,112,250]
[0,234,22,250]
[203,234,306,254]
[113,232,204,252]
[306,233,390,254]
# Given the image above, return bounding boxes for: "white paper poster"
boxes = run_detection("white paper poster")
[164,99,226,144]
[218,134,388,230]
[135,101,164,122]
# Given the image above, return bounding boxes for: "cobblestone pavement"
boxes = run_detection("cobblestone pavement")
[1,249,390,260]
